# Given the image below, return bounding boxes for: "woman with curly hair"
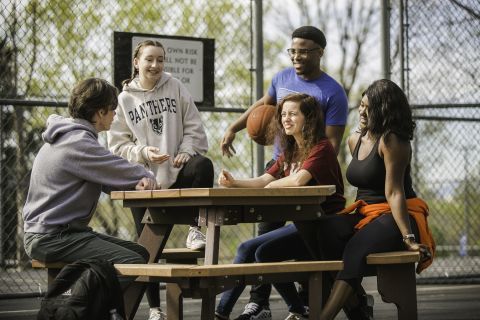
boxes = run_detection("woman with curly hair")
[318,79,435,320]
[215,93,345,320]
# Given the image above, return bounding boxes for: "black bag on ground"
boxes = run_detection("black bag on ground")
[37,258,125,320]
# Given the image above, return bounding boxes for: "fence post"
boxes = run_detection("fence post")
[381,0,391,79]
[254,0,264,177]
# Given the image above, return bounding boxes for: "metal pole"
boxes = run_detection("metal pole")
[463,146,470,256]
[0,106,3,266]
[399,0,405,90]
[380,0,391,79]
[254,0,264,177]
[404,0,410,96]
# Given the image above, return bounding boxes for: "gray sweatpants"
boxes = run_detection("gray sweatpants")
[24,227,149,288]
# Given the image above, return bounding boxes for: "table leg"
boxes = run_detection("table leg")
[138,222,173,263]
[204,209,220,265]
[376,263,418,320]
[124,282,147,320]
[200,287,216,320]
[124,222,173,320]
[308,272,323,319]
[166,283,183,320]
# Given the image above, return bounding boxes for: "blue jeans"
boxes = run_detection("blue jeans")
[216,224,311,316]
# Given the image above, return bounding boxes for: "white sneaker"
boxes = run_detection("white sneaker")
[284,312,307,320]
[234,302,272,320]
[186,226,206,250]
[284,306,308,320]
[148,307,166,320]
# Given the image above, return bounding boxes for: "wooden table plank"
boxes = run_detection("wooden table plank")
[115,264,197,277]
[152,189,182,198]
[110,191,125,200]
[125,190,153,199]
[179,186,336,198]
[367,251,420,264]
[113,186,335,201]
[114,261,343,278]
[188,261,343,277]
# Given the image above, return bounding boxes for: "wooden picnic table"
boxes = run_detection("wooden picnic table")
[111,185,335,320]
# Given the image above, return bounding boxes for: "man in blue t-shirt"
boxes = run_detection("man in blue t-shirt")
[221,26,348,158]
[219,26,349,320]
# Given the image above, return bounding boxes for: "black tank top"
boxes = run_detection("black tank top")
[346,136,416,204]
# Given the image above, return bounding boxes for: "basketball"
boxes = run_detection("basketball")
[246,104,276,145]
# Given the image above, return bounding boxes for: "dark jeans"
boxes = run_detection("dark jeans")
[131,154,214,307]
[24,229,149,290]
[249,159,288,307]
[248,221,286,307]
[216,224,311,316]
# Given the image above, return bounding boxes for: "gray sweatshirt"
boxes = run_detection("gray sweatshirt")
[107,73,208,188]
[23,114,155,233]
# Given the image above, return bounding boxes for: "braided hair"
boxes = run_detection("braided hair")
[122,40,165,87]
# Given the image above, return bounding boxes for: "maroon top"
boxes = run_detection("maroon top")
[267,138,345,214]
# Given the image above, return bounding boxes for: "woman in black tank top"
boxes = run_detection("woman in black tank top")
[319,80,434,320]
[346,132,417,204]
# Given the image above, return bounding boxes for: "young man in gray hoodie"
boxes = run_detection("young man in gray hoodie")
[23,78,156,289]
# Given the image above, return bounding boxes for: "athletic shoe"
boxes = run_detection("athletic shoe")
[233,302,272,320]
[215,312,229,320]
[344,293,374,320]
[148,307,166,320]
[284,312,307,320]
[186,226,206,250]
[284,306,308,320]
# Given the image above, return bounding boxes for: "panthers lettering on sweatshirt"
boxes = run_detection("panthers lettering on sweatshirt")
[107,73,208,189]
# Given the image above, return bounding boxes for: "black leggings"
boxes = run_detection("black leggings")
[317,213,420,288]
[131,154,213,307]
[131,155,214,232]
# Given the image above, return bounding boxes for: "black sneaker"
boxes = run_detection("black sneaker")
[344,294,374,320]
[233,302,272,320]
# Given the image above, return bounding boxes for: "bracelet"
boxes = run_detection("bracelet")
[403,233,416,242]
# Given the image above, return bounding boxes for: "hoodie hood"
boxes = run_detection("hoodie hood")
[42,114,97,144]
[122,72,172,93]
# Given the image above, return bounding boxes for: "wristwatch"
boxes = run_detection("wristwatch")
[403,233,416,243]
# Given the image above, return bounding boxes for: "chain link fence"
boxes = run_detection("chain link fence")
[388,0,480,283]
[0,0,261,296]
[1,0,479,296]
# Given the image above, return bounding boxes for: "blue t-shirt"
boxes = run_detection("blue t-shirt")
[268,67,348,159]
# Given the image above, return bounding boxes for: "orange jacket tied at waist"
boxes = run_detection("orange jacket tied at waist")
[338,198,435,273]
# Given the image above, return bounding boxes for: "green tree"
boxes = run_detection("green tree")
[1,0,258,252]
[266,0,378,99]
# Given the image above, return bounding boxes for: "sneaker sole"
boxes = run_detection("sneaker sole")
[251,310,272,320]
[233,313,271,320]
[187,242,206,250]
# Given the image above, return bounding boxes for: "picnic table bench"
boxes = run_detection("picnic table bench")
[33,250,420,320]
[31,248,205,286]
